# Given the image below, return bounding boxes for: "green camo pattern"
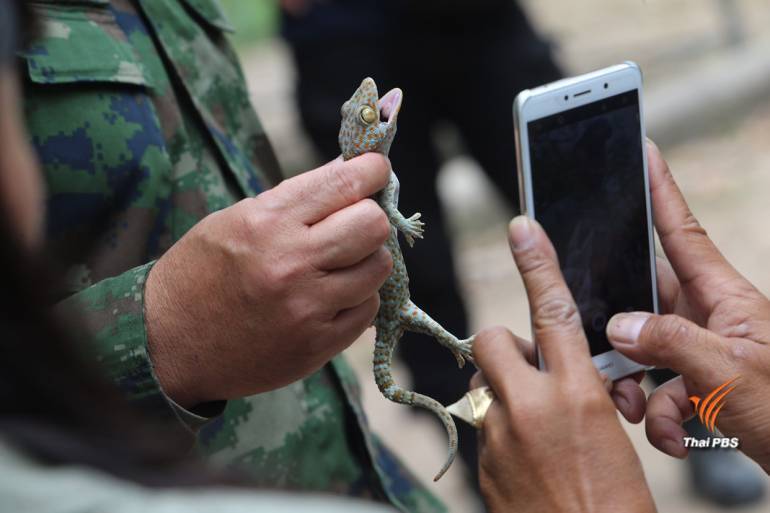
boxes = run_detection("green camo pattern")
[21,1,445,512]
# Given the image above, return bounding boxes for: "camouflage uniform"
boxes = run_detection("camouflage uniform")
[20,1,445,512]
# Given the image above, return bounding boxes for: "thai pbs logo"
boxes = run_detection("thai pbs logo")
[683,377,739,449]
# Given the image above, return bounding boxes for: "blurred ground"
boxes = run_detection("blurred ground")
[232,1,770,511]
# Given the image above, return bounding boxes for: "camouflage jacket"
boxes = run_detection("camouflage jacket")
[0,439,395,513]
[20,1,444,512]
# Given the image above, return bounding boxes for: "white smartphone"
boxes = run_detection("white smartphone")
[513,62,658,381]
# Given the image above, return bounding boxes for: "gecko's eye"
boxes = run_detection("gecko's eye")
[359,105,377,125]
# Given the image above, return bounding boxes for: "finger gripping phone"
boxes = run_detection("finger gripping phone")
[513,62,658,380]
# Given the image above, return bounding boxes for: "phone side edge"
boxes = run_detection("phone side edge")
[513,90,533,218]
[636,58,658,373]
[513,90,546,370]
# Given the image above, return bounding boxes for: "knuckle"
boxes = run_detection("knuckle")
[575,386,613,415]
[286,294,324,325]
[229,197,256,227]
[480,325,513,341]
[679,211,708,240]
[260,265,285,295]
[264,259,305,294]
[691,323,715,350]
[729,340,752,363]
[646,315,687,354]
[374,246,393,276]
[356,294,380,326]
[246,196,285,234]
[255,186,288,215]
[374,210,391,243]
[657,153,677,186]
[359,197,381,216]
[473,326,510,348]
[360,199,390,241]
[515,243,552,276]
[328,162,362,205]
[473,326,513,355]
[532,294,581,332]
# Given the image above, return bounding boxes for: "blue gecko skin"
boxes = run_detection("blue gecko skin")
[339,78,475,482]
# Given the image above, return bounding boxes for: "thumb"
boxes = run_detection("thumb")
[606,312,729,385]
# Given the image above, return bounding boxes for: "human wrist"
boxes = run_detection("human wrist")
[484,489,655,513]
[144,256,203,409]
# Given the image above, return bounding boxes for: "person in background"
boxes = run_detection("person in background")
[17,0,441,511]
[0,2,388,512]
[281,0,766,504]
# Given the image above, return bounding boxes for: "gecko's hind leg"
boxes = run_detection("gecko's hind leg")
[400,301,475,368]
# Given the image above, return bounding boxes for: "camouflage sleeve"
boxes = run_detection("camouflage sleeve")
[57,262,225,434]
[0,440,398,513]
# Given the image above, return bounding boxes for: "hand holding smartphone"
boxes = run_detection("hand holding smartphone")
[513,62,658,381]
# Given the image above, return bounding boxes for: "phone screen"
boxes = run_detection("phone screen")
[526,90,654,356]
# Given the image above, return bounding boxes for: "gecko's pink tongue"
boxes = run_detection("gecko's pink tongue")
[378,88,402,123]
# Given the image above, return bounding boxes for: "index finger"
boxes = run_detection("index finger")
[471,327,537,403]
[508,216,594,374]
[647,141,745,312]
[271,153,390,225]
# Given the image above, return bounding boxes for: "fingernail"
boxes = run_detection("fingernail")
[606,312,651,347]
[508,216,534,251]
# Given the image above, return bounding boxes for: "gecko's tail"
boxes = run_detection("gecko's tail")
[374,348,457,481]
[412,393,458,482]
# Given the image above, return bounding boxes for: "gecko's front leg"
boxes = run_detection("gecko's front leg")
[380,172,424,247]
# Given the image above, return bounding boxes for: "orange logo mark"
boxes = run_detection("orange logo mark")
[689,377,739,433]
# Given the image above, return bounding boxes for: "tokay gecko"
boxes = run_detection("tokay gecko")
[338,78,475,481]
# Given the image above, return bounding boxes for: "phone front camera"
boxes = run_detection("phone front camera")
[563,95,568,101]
[604,83,609,89]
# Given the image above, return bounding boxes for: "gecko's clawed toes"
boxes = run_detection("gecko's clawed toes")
[402,227,423,247]
[401,216,424,247]
[450,339,475,368]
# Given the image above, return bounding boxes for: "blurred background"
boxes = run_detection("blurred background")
[220,1,770,511]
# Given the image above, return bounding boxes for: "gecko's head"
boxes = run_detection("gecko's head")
[339,77,402,160]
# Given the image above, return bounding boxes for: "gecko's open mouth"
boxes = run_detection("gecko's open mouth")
[378,88,402,124]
